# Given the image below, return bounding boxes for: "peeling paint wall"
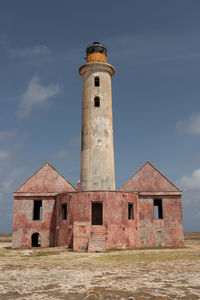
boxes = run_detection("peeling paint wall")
[57,191,140,249]
[79,63,115,191]
[12,190,184,249]
[12,197,56,248]
[138,196,184,247]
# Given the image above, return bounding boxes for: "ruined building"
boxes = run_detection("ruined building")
[12,42,184,251]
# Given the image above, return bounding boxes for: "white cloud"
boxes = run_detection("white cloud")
[0,168,24,194]
[10,45,50,57]
[17,76,61,119]
[50,150,71,160]
[0,130,16,142]
[180,168,200,192]
[179,168,200,230]
[176,113,200,134]
[179,168,200,205]
[0,166,25,234]
[0,150,10,161]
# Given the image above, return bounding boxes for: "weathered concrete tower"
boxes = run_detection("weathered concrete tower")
[79,42,115,191]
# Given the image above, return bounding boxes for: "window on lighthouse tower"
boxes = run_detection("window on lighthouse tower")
[94,76,100,86]
[94,96,100,107]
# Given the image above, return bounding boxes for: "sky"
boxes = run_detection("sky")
[0,0,200,233]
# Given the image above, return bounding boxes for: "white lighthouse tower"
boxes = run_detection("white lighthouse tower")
[79,42,115,191]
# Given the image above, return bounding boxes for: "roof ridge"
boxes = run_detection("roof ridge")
[16,162,76,192]
[120,161,180,192]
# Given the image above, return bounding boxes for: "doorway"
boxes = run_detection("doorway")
[92,202,103,225]
[31,232,41,247]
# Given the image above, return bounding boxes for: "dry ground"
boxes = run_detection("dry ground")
[0,233,200,300]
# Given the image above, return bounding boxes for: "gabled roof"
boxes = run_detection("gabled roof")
[120,161,180,192]
[16,162,76,193]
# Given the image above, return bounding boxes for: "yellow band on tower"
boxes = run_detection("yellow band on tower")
[87,52,107,63]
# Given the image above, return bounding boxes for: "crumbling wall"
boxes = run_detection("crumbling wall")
[12,196,56,248]
[138,196,184,247]
[73,222,91,251]
[57,191,140,249]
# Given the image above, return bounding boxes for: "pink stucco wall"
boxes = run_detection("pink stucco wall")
[56,190,183,250]
[12,196,56,248]
[138,195,184,247]
[12,190,184,249]
[57,191,139,250]
[12,161,184,250]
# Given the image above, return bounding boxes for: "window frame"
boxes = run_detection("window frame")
[94,96,100,107]
[33,200,42,221]
[128,202,134,220]
[94,76,100,87]
[92,202,103,225]
[61,203,67,220]
[153,199,163,220]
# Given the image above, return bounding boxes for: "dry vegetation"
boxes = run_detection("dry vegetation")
[0,233,200,299]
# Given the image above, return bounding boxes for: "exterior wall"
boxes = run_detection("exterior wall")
[57,191,140,250]
[12,191,184,249]
[120,162,184,248]
[138,196,184,247]
[79,62,115,191]
[12,196,56,248]
[73,222,91,251]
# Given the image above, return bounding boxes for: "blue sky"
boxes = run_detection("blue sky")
[0,0,200,233]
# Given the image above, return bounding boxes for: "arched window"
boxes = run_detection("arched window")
[94,96,100,107]
[31,232,41,247]
[94,76,100,87]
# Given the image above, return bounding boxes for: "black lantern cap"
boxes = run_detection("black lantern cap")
[86,41,107,56]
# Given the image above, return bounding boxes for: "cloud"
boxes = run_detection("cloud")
[0,168,24,193]
[50,150,71,160]
[0,150,10,161]
[0,130,16,142]
[176,113,200,134]
[179,168,200,230]
[17,76,61,119]
[179,168,200,194]
[10,45,50,57]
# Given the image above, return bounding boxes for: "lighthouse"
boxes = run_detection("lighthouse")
[79,42,115,191]
[12,41,184,251]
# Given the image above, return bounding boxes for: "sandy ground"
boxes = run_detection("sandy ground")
[0,234,200,300]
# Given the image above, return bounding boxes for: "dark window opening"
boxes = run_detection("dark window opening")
[94,96,100,107]
[33,200,42,220]
[31,232,41,247]
[92,202,103,225]
[128,203,134,220]
[154,199,163,219]
[94,76,100,86]
[61,204,67,220]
